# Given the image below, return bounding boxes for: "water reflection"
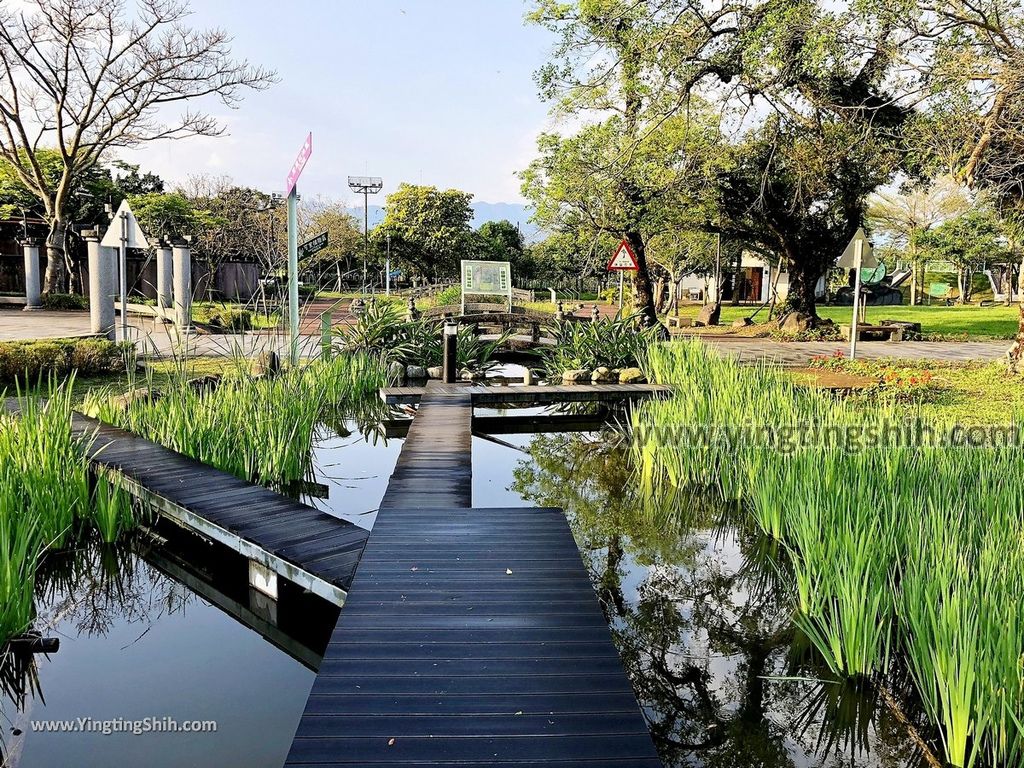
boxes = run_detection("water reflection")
[1,528,331,768]
[509,431,927,768]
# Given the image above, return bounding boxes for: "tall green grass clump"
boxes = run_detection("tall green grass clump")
[0,381,134,640]
[88,353,386,489]
[540,314,659,380]
[633,340,1024,766]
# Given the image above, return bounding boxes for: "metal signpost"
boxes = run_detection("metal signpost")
[838,228,876,360]
[100,199,149,342]
[608,239,639,310]
[285,133,313,366]
[460,260,512,313]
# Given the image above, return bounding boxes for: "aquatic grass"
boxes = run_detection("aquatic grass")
[88,352,387,490]
[0,379,139,641]
[539,313,659,379]
[632,340,1024,766]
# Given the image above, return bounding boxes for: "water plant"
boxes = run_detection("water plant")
[88,353,387,489]
[632,340,1024,767]
[0,380,135,641]
[539,313,659,379]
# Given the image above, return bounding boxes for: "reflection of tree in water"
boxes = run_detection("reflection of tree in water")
[512,432,923,768]
[33,532,193,640]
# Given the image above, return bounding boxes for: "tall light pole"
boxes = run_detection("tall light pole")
[347,176,383,294]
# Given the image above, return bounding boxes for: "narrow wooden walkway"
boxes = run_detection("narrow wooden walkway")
[286,381,661,766]
[381,382,672,406]
[0,396,372,606]
[379,382,473,509]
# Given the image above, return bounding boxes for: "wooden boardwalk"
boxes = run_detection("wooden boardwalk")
[380,382,672,406]
[380,383,473,509]
[286,381,660,766]
[10,402,371,605]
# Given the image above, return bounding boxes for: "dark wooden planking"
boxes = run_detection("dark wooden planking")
[285,505,659,767]
[65,411,370,597]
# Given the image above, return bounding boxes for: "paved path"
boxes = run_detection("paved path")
[1,307,1011,365]
[699,338,1010,366]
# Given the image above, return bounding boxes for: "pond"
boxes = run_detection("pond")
[3,395,931,768]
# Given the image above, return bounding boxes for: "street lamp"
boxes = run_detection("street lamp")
[347,176,383,294]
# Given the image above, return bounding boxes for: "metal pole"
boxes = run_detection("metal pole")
[442,321,458,384]
[363,190,369,294]
[618,270,623,310]
[119,211,128,341]
[385,234,391,295]
[850,239,863,360]
[288,188,300,366]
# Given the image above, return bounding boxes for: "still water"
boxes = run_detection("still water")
[4,403,929,767]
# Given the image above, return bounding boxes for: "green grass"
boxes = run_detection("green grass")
[662,304,1020,340]
[86,353,386,489]
[633,341,1024,767]
[0,380,135,641]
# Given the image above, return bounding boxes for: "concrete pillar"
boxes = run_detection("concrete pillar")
[172,240,193,330]
[156,242,173,310]
[85,230,115,339]
[22,239,41,310]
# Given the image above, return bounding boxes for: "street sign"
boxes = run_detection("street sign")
[299,231,329,257]
[837,228,877,269]
[100,200,149,249]
[285,132,313,196]
[461,260,513,312]
[608,239,639,271]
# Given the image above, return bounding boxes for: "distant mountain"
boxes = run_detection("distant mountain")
[346,202,539,241]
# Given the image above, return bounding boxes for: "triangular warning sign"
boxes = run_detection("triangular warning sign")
[608,240,639,271]
[100,200,150,249]
[837,228,876,269]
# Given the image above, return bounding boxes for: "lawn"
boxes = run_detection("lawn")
[667,303,1021,340]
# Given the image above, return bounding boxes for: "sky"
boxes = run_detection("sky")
[117,0,558,208]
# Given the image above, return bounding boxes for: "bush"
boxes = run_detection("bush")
[539,313,658,379]
[0,339,128,385]
[206,308,254,332]
[435,285,462,306]
[41,292,88,310]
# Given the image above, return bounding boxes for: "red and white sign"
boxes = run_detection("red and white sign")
[607,239,639,271]
[285,132,313,195]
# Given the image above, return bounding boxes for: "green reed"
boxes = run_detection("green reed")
[632,340,1024,767]
[0,380,134,640]
[88,353,386,490]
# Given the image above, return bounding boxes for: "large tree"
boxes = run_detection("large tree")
[0,0,274,292]
[525,1,714,326]
[374,184,475,281]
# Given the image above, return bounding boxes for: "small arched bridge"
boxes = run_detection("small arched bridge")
[416,302,597,348]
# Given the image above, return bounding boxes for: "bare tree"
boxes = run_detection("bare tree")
[0,0,276,292]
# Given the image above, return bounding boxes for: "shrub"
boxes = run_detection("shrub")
[206,308,254,332]
[0,339,128,385]
[435,285,462,306]
[539,313,658,379]
[41,292,88,310]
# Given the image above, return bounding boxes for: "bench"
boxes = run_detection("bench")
[841,321,921,342]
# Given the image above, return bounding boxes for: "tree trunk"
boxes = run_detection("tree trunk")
[782,253,819,317]
[1009,301,1024,374]
[43,217,69,294]
[910,259,918,306]
[625,232,659,327]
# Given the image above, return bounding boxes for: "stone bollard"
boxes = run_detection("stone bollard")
[406,297,420,321]
[591,304,600,322]
[21,239,42,310]
[171,239,193,332]
[555,301,564,322]
[156,240,173,314]
[85,230,115,339]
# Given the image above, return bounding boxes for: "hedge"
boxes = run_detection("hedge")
[0,339,129,385]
